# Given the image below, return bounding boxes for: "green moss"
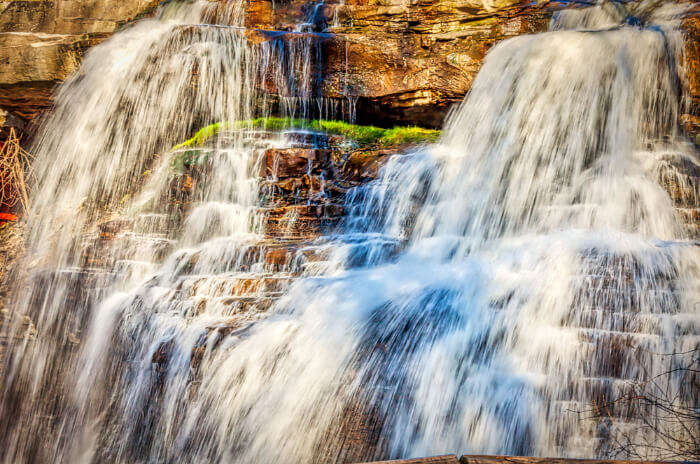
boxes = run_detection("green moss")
[380,126,441,145]
[171,149,211,173]
[172,122,229,150]
[172,117,441,152]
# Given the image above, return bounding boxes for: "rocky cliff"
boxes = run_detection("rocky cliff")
[0,0,161,135]
[2,0,698,139]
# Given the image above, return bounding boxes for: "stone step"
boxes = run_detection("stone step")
[261,204,347,239]
[576,273,677,291]
[356,456,459,464]
[518,327,696,380]
[459,454,673,464]
[573,329,698,378]
[562,309,698,336]
[262,147,333,179]
[174,273,296,298]
[97,213,171,236]
[82,231,173,269]
[263,203,346,218]
[155,293,279,318]
[186,295,278,315]
[572,288,682,314]
[261,175,354,197]
[112,259,156,280]
[549,388,687,422]
[264,212,341,238]
[165,238,327,275]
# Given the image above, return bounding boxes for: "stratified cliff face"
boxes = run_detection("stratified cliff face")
[324,6,549,127]
[1,0,699,138]
[0,0,161,133]
[244,0,554,127]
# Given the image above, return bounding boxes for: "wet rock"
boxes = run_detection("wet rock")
[263,147,332,178]
[246,0,556,127]
[343,148,402,182]
[653,153,699,237]
[681,5,700,144]
[2,0,699,133]
[0,108,25,138]
[264,204,343,238]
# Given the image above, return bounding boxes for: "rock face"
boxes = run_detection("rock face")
[1,0,699,138]
[0,0,160,33]
[245,0,553,127]
[681,6,700,144]
[0,0,161,131]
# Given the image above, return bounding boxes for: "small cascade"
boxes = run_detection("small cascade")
[0,0,698,463]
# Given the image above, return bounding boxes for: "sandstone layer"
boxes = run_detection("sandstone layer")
[1,0,699,140]
[0,0,161,135]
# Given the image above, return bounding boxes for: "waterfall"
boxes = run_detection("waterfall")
[1,0,698,463]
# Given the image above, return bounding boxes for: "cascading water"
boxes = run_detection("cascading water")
[1,0,698,463]
[0,0,330,461]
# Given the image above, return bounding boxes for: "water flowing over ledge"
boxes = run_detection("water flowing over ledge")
[0,0,698,463]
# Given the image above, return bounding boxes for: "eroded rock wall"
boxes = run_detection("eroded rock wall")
[246,0,554,127]
[1,0,699,139]
[0,0,161,135]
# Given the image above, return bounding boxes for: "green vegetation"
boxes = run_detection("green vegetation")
[380,126,442,146]
[170,118,441,173]
[171,149,211,173]
[172,117,441,151]
[172,122,228,151]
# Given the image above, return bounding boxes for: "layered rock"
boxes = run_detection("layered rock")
[681,4,700,144]
[2,0,699,137]
[0,0,161,132]
[245,0,554,126]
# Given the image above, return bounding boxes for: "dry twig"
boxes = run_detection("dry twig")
[0,128,33,213]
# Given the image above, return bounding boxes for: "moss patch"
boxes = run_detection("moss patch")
[171,149,211,173]
[172,122,228,151]
[172,118,441,151]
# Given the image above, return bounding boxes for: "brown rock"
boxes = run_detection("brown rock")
[0,0,161,124]
[680,5,700,144]
[264,246,290,268]
[343,149,401,181]
[0,0,162,34]
[263,148,331,179]
[245,0,554,127]
[356,455,460,464]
